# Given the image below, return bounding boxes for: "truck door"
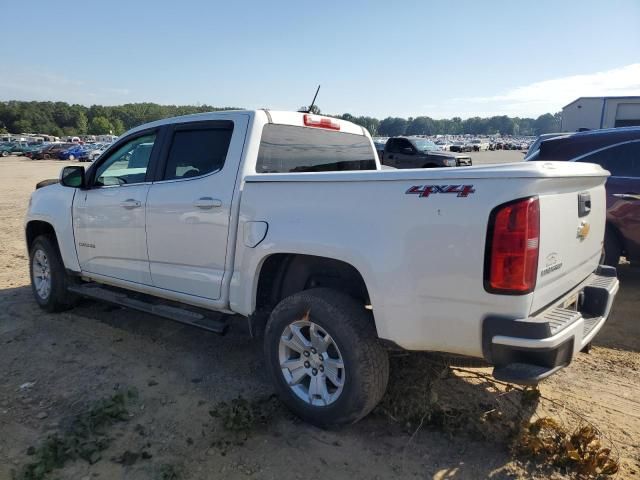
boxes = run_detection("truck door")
[145,114,249,300]
[73,130,161,284]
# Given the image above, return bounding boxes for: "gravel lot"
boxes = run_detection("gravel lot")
[0,154,638,480]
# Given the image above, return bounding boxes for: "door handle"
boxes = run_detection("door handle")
[193,197,222,209]
[120,199,141,209]
[612,193,640,201]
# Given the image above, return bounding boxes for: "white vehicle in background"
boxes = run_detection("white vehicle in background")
[86,143,110,162]
[25,110,618,426]
[470,139,490,151]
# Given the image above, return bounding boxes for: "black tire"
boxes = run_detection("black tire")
[29,235,77,312]
[1,151,8,157]
[603,229,622,267]
[264,288,389,427]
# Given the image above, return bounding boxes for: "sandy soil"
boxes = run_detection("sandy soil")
[0,155,638,480]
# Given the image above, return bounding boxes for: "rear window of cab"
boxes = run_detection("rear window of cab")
[256,124,376,173]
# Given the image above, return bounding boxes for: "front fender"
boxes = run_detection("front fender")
[25,184,80,272]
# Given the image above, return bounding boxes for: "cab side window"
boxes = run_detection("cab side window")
[386,139,400,153]
[94,133,156,186]
[578,141,640,178]
[162,122,233,181]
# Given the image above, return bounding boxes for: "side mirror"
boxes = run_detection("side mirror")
[60,165,86,188]
[402,147,414,154]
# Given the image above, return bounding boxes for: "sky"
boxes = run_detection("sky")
[1,0,639,119]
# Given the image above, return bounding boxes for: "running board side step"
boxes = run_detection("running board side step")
[68,284,230,334]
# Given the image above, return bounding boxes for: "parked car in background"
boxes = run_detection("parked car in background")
[528,127,640,266]
[32,143,75,160]
[435,140,451,151]
[383,137,471,168]
[0,142,15,157]
[58,144,90,161]
[524,133,568,160]
[449,141,473,153]
[23,143,50,158]
[469,139,490,151]
[10,141,36,155]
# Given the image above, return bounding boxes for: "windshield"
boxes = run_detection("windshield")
[409,138,439,152]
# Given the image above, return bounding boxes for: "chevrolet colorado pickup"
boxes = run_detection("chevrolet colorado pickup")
[25,110,619,426]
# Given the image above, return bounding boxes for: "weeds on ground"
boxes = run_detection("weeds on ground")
[13,388,138,480]
[208,394,281,454]
[513,418,618,478]
[157,463,181,480]
[378,354,619,478]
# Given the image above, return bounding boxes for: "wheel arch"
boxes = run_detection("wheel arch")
[26,220,57,250]
[248,253,374,337]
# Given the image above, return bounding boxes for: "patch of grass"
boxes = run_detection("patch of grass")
[513,417,619,478]
[376,354,518,440]
[378,354,618,478]
[208,394,281,453]
[157,463,180,480]
[13,388,137,480]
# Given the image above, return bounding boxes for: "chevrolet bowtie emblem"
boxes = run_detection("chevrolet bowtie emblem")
[577,221,590,240]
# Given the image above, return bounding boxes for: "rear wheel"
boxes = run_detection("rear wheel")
[603,229,622,267]
[1,151,8,157]
[264,288,389,427]
[29,235,77,312]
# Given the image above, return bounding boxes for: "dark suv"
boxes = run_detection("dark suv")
[528,127,640,266]
[382,137,472,168]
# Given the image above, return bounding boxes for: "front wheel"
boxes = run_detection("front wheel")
[264,288,389,427]
[29,235,77,312]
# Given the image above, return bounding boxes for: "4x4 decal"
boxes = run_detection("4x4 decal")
[406,185,475,198]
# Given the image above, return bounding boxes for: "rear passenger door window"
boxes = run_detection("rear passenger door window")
[162,122,233,181]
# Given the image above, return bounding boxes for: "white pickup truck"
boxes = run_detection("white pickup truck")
[25,110,619,426]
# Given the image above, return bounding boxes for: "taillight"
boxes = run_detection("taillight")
[303,114,341,130]
[485,196,540,294]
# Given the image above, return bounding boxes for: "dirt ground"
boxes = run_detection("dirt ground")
[0,155,638,480]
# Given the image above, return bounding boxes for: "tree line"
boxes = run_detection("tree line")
[0,100,561,138]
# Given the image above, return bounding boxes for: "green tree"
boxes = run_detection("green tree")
[533,113,560,135]
[89,116,113,134]
[112,118,126,135]
[76,111,88,135]
[378,117,407,136]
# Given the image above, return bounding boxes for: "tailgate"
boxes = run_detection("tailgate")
[530,175,608,314]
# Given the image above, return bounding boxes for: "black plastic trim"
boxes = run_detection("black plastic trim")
[482,316,551,363]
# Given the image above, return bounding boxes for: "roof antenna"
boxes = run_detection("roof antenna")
[300,85,321,113]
